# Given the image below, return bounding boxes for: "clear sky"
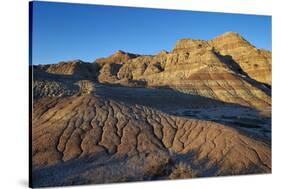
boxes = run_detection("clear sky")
[31,1,272,65]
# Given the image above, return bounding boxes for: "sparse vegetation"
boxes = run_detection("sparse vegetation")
[169,162,198,179]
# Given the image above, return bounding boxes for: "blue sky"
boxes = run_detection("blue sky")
[31,1,272,65]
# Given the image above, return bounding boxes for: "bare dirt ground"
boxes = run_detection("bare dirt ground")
[32,81,271,187]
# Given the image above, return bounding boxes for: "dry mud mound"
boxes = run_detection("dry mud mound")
[32,95,271,187]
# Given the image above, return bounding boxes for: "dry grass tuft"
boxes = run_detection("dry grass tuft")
[169,162,198,179]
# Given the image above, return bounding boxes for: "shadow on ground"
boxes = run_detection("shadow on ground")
[93,83,271,143]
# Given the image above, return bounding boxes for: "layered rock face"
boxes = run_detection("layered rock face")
[209,32,271,85]
[95,32,271,109]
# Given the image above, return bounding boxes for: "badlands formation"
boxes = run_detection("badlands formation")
[31,32,271,187]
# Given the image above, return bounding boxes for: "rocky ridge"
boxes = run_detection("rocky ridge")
[93,32,271,109]
[209,32,271,85]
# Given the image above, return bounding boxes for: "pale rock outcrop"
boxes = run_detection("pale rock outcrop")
[209,32,271,85]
